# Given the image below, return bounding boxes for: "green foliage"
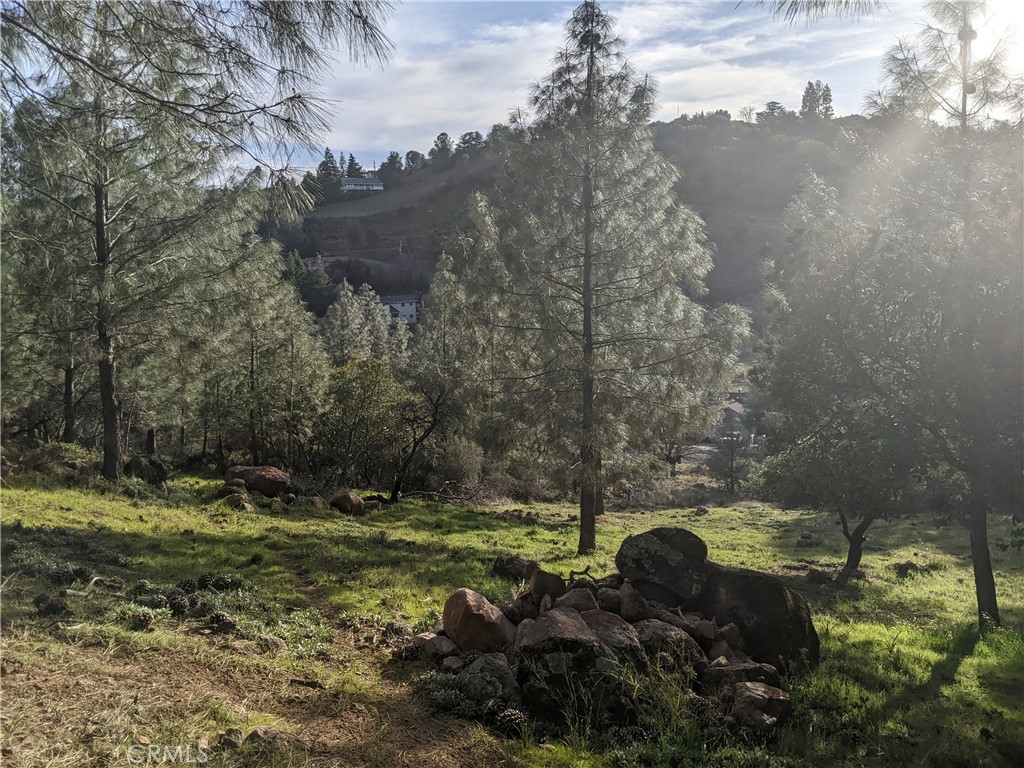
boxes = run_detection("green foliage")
[428,131,455,169]
[453,1,747,552]
[307,358,409,487]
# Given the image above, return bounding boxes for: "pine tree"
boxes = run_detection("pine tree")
[768,0,1023,628]
[345,153,365,178]
[1,1,392,478]
[799,81,820,118]
[820,84,834,118]
[456,1,746,554]
[428,132,454,168]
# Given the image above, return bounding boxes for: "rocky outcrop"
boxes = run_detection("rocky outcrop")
[418,526,818,738]
[224,466,290,497]
[443,588,515,653]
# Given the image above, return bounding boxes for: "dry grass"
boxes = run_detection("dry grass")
[0,621,504,768]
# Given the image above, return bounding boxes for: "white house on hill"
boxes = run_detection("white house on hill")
[381,294,421,325]
[340,176,384,193]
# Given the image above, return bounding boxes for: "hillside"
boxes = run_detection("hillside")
[300,155,498,295]
[300,115,877,304]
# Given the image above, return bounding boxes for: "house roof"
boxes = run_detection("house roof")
[381,294,422,304]
[724,401,746,415]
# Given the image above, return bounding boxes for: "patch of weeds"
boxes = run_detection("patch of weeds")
[206,592,333,659]
[413,608,441,633]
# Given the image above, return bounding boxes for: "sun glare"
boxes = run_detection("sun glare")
[977,0,1024,74]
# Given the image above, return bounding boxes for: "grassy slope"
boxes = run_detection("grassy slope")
[1,479,1022,768]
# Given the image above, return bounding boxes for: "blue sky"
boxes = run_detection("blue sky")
[311,0,1021,170]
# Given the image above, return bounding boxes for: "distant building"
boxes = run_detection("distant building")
[340,176,384,193]
[381,293,422,325]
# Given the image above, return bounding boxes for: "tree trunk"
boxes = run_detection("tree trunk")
[968,506,1000,628]
[249,330,259,466]
[94,177,120,481]
[577,164,598,556]
[837,512,874,585]
[60,363,77,443]
[145,428,156,455]
[97,325,119,479]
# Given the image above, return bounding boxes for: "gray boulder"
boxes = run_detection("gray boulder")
[615,528,708,606]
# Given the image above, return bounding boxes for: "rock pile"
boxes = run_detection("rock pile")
[410,527,819,736]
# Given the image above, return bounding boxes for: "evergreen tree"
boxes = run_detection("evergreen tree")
[378,150,404,186]
[820,83,834,118]
[455,131,485,155]
[799,81,820,118]
[456,1,746,553]
[1,1,392,478]
[345,153,365,178]
[316,147,341,201]
[404,150,426,171]
[428,132,454,168]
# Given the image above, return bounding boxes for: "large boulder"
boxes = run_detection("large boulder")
[224,466,290,497]
[328,490,365,516]
[697,563,819,671]
[443,588,516,653]
[124,455,168,485]
[615,528,708,606]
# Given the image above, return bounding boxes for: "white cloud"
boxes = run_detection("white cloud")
[312,0,943,166]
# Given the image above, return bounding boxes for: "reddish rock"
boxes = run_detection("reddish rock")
[443,588,516,653]
[554,588,599,613]
[580,609,642,656]
[329,490,365,516]
[224,466,290,497]
[529,569,567,601]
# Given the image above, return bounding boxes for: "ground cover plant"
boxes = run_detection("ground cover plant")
[1,474,1021,767]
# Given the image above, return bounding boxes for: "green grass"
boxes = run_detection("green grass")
[1,476,1022,767]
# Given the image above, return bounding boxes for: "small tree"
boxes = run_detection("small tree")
[707,434,752,494]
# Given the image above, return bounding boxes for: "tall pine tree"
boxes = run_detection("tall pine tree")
[456,1,746,553]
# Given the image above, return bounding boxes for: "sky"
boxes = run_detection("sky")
[310,0,1023,170]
